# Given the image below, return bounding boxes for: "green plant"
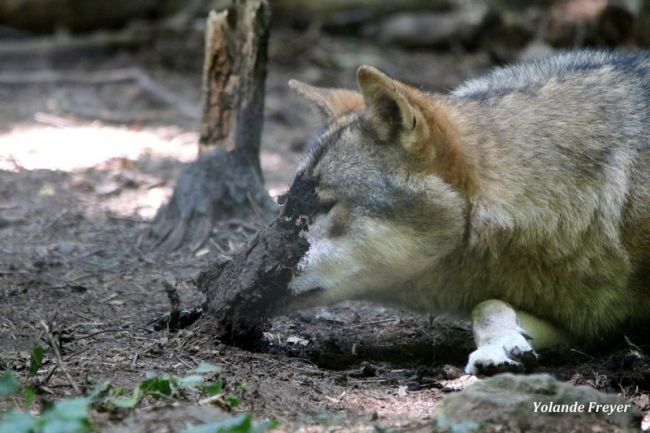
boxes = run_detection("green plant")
[98,362,227,410]
[0,356,255,433]
[180,413,278,433]
[0,371,93,433]
[0,370,20,397]
[28,346,45,377]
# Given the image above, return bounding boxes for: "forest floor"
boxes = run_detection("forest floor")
[0,27,649,432]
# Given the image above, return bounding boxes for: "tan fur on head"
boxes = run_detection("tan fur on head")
[289,79,365,120]
[356,65,429,148]
[356,65,476,194]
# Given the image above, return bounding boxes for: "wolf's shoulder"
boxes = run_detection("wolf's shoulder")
[450,50,650,101]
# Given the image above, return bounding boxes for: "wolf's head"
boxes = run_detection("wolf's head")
[284,66,471,307]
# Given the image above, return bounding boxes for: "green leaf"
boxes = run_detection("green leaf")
[0,370,21,396]
[192,362,222,375]
[86,381,111,400]
[29,346,45,376]
[225,395,241,408]
[37,398,92,433]
[139,377,173,397]
[110,397,140,409]
[40,419,88,433]
[24,387,36,409]
[110,396,139,409]
[201,380,223,396]
[180,415,278,433]
[50,398,92,420]
[0,410,37,433]
[180,414,253,433]
[110,388,142,409]
[249,420,280,433]
[178,375,205,388]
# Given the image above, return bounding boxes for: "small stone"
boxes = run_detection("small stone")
[54,242,77,255]
[433,373,642,433]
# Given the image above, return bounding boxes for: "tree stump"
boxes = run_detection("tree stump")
[150,0,277,252]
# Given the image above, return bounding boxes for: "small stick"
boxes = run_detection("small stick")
[74,328,127,341]
[163,280,181,332]
[28,210,68,240]
[39,321,81,395]
[569,348,596,360]
[174,353,193,369]
[350,318,399,328]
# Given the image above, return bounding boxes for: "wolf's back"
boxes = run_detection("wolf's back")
[443,50,650,337]
[453,50,649,111]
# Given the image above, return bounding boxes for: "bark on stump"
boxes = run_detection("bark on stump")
[150,0,277,252]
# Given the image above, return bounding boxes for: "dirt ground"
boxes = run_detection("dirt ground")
[1,27,649,432]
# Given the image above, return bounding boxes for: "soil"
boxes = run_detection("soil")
[0,26,649,432]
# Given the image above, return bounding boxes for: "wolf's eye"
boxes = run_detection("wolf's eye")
[318,199,336,214]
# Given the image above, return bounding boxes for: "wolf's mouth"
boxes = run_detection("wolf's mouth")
[302,285,325,294]
[274,285,326,315]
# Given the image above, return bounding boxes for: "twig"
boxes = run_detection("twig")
[69,248,105,263]
[569,348,596,360]
[107,214,147,224]
[624,335,644,354]
[40,366,59,386]
[74,328,129,341]
[40,320,81,394]
[34,112,79,128]
[227,219,263,232]
[174,353,193,369]
[28,210,68,240]
[350,318,399,328]
[163,280,181,332]
[66,107,176,124]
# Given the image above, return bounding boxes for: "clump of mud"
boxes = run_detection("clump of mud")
[197,174,319,347]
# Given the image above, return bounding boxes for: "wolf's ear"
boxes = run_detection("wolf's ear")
[357,66,473,191]
[356,66,431,153]
[289,79,365,120]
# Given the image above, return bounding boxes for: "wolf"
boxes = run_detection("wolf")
[280,50,650,375]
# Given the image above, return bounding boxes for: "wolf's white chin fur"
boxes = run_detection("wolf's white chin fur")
[288,237,362,295]
[288,216,443,303]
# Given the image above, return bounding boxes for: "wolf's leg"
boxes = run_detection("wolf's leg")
[464,299,570,375]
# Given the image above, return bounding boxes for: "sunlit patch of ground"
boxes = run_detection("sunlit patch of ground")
[0,123,197,172]
[0,121,296,220]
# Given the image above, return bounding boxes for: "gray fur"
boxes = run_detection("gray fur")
[285,51,650,369]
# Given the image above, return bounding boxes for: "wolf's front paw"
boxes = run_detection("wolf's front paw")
[464,331,537,376]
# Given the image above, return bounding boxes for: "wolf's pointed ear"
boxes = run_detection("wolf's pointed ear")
[357,66,473,191]
[289,79,365,120]
[356,66,431,154]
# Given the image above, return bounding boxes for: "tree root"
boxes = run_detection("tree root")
[149,150,278,252]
